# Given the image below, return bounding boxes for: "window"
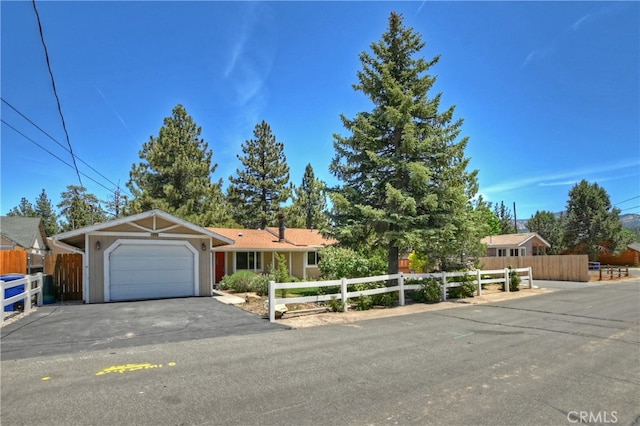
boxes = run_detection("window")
[236,252,261,270]
[307,251,319,266]
[509,248,526,257]
[497,249,507,257]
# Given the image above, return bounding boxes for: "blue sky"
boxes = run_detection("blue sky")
[2,1,639,222]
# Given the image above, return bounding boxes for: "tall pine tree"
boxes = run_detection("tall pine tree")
[330,12,480,273]
[34,189,59,235]
[227,120,291,229]
[284,163,328,229]
[127,104,232,226]
[564,180,631,260]
[57,185,107,232]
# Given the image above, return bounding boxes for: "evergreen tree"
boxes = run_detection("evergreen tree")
[564,180,631,260]
[127,104,231,226]
[285,164,328,229]
[57,185,107,231]
[7,198,36,217]
[473,196,500,237]
[227,120,292,229]
[34,189,60,235]
[329,12,480,273]
[526,210,565,254]
[494,201,515,234]
[105,185,129,219]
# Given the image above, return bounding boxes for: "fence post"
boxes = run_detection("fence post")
[476,269,482,296]
[0,279,4,326]
[341,278,348,312]
[25,275,32,313]
[528,267,533,288]
[398,273,405,306]
[268,280,276,322]
[441,271,447,301]
[504,268,510,293]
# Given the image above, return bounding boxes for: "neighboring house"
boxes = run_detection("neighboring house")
[208,221,337,283]
[1,216,50,273]
[597,243,640,266]
[0,216,50,255]
[481,232,550,257]
[51,210,233,304]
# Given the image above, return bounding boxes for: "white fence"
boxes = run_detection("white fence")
[268,267,532,322]
[1,273,44,325]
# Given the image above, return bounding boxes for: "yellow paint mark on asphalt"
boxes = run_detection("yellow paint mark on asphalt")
[42,377,51,381]
[95,362,177,376]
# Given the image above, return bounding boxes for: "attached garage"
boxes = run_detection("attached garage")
[52,210,233,303]
[107,241,197,301]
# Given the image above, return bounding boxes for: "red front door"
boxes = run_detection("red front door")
[214,252,225,284]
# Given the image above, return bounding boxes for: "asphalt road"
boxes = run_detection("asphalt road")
[2,279,639,425]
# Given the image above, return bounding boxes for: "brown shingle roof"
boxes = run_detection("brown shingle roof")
[207,227,336,251]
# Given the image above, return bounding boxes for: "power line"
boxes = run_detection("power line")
[31,0,83,187]
[1,97,132,198]
[614,195,640,206]
[1,119,117,195]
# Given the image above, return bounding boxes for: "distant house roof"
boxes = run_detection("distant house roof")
[0,216,49,251]
[629,243,640,253]
[207,227,337,252]
[481,232,550,248]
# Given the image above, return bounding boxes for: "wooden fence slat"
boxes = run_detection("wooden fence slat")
[0,251,27,275]
[478,255,589,282]
[53,253,83,301]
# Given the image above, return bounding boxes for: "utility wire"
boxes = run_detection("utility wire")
[32,0,83,187]
[1,119,116,195]
[1,98,132,198]
[614,195,640,206]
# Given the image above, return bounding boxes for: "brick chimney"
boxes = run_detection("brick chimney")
[278,213,285,242]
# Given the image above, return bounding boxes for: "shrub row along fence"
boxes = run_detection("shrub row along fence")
[268,267,532,322]
[1,273,44,325]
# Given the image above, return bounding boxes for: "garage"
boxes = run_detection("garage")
[51,210,233,303]
[107,241,197,302]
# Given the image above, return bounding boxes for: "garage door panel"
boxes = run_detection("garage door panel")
[108,242,196,302]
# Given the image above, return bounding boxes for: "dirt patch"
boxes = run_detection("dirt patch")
[230,285,555,329]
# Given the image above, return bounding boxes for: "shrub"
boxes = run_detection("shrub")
[251,274,270,296]
[448,274,476,299]
[408,277,441,304]
[509,267,521,292]
[219,271,259,293]
[318,246,386,279]
[326,296,345,312]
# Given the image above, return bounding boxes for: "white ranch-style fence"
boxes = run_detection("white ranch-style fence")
[1,273,44,325]
[268,267,533,322]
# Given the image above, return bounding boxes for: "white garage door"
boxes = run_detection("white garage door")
[108,242,196,302]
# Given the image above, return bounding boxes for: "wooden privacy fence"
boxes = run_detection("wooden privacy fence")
[268,268,533,322]
[52,253,83,301]
[0,251,27,275]
[479,255,589,282]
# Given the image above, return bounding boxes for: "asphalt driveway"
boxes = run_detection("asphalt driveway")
[1,297,288,360]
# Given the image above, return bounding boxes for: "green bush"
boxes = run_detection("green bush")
[219,271,259,293]
[448,274,476,299]
[318,246,386,279]
[408,277,441,304]
[251,274,270,296]
[509,267,521,292]
[326,296,345,312]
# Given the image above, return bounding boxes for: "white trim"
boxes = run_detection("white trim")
[103,239,199,302]
[54,209,234,245]
[84,233,89,304]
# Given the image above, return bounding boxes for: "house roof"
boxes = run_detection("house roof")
[207,227,337,251]
[0,216,49,250]
[53,209,234,249]
[481,232,551,248]
[629,243,640,253]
